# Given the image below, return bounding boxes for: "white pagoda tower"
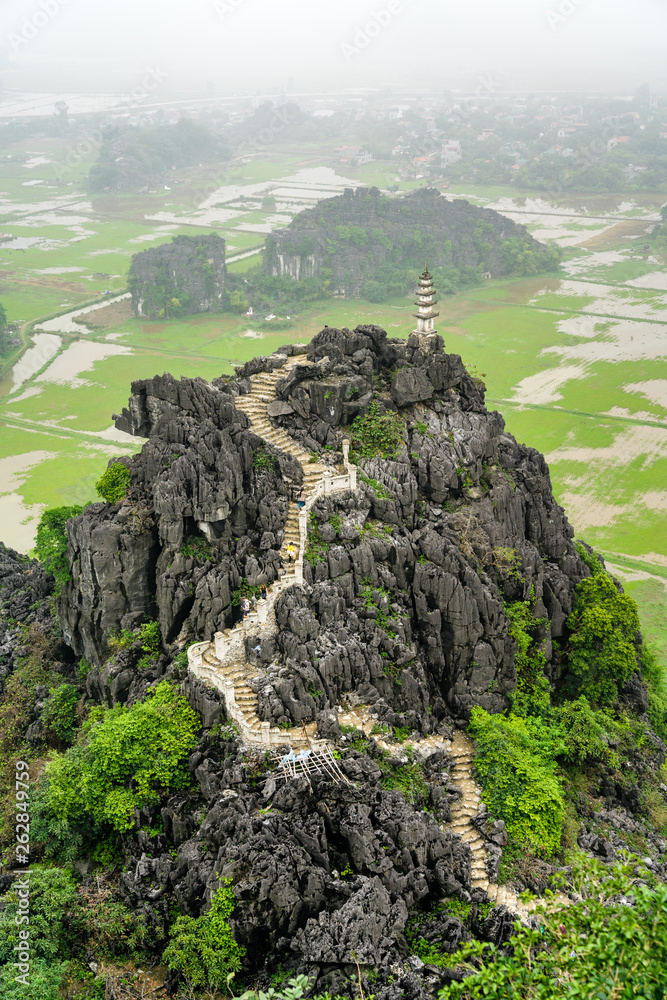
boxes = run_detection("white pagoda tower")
[413,262,439,336]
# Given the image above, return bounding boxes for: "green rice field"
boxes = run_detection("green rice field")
[0,139,665,665]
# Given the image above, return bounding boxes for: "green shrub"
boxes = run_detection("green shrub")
[556,696,611,765]
[438,857,667,999]
[34,505,83,590]
[0,864,78,963]
[505,599,549,715]
[180,536,212,561]
[33,681,199,842]
[106,627,135,653]
[237,975,311,1000]
[358,469,393,500]
[253,445,276,470]
[406,899,471,968]
[469,707,565,856]
[377,746,429,806]
[231,577,261,606]
[0,960,67,1000]
[359,585,400,637]
[565,559,641,705]
[350,399,404,459]
[42,683,79,745]
[139,620,162,657]
[304,515,329,567]
[95,463,131,504]
[163,877,245,990]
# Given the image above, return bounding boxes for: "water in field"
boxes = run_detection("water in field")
[0,333,62,398]
[36,293,131,334]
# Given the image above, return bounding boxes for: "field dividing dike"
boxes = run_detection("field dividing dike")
[490,398,667,430]
[0,293,120,382]
[471,298,667,326]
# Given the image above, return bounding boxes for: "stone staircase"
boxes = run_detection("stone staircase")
[188,356,354,751]
[187,359,566,922]
[335,704,562,923]
[447,731,538,916]
[234,364,328,577]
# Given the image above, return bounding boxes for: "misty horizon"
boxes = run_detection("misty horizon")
[0,0,666,101]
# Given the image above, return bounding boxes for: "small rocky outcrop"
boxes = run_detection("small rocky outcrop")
[118,730,474,992]
[128,234,226,318]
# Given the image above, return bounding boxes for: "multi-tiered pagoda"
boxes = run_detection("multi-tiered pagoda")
[413,263,439,336]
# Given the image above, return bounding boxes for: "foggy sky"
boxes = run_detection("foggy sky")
[0,0,665,98]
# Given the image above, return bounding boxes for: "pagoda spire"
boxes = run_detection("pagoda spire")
[412,263,439,336]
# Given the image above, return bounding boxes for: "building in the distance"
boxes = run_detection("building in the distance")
[441,139,462,164]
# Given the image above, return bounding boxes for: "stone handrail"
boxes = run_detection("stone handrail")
[293,464,356,585]
[188,464,357,662]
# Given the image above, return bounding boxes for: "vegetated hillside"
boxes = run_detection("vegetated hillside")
[128,234,227,318]
[264,187,561,299]
[1,326,666,999]
[88,118,231,193]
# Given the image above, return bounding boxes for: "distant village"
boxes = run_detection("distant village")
[1,86,664,194]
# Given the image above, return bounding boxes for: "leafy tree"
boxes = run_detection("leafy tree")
[89,118,230,193]
[468,708,565,856]
[95,463,131,504]
[42,683,79,745]
[438,856,667,999]
[163,877,245,990]
[33,682,200,842]
[565,553,641,705]
[34,505,83,589]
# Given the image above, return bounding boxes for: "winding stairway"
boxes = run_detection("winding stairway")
[188,356,353,750]
[187,355,566,923]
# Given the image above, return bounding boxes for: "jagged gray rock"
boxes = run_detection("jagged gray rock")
[128,234,226,318]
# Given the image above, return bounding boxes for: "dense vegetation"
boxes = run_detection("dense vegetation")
[88,118,231,193]
[95,462,131,504]
[32,680,199,853]
[438,856,667,998]
[34,505,84,592]
[263,188,561,303]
